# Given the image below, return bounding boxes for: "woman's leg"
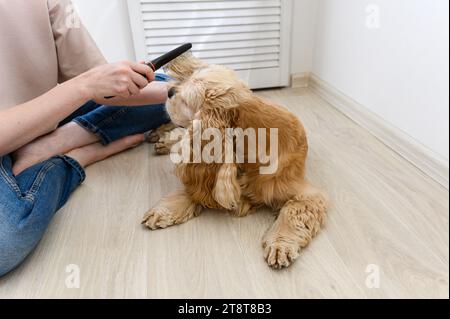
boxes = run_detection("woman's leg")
[72,74,171,145]
[0,134,144,277]
[72,102,170,145]
[11,122,99,175]
[12,74,171,175]
[58,100,102,127]
[11,101,102,175]
[0,154,84,276]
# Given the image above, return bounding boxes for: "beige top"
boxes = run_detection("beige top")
[0,0,107,110]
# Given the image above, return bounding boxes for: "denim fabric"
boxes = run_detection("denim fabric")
[60,73,171,144]
[0,155,84,276]
[0,74,171,277]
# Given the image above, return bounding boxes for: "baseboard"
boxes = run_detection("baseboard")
[309,74,449,189]
[291,72,311,88]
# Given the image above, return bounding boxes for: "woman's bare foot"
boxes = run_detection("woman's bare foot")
[12,122,98,175]
[66,134,145,168]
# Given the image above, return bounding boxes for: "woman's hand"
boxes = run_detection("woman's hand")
[76,61,155,101]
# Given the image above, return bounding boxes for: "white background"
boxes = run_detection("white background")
[73,0,449,161]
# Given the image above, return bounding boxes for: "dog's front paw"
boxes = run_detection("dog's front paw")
[145,123,178,144]
[145,130,161,144]
[142,207,176,230]
[155,139,171,155]
[262,238,300,269]
[154,127,186,155]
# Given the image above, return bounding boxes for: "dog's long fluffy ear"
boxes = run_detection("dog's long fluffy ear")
[204,86,240,110]
[164,52,207,81]
[196,86,238,131]
[213,164,241,211]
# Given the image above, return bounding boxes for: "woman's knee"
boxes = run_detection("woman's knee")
[0,217,37,277]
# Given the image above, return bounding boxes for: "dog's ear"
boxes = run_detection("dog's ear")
[199,94,237,131]
[204,86,239,110]
[213,164,241,211]
[165,52,207,82]
[199,82,254,131]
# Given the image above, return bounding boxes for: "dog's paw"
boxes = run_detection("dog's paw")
[145,123,178,144]
[262,238,300,269]
[142,207,176,230]
[154,127,186,156]
[155,140,171,155]
[145,130,161,144]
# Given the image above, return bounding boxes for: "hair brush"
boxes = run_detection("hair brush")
[105,43,192,99]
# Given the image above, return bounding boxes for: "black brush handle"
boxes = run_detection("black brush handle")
[105,43,192,99]
[147,43,192,71]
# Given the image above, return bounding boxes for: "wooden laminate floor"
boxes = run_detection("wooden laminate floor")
[0,88,448,299]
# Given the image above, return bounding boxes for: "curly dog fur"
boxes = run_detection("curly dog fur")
[142,53,328,269]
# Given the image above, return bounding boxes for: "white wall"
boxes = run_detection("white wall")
[311,0,449,160]
[290,0,319,74]
[73,0,135,62]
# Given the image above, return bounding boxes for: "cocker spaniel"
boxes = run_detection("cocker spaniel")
[142,54,328,269]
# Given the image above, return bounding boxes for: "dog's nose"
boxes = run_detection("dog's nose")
[168,87,177,99]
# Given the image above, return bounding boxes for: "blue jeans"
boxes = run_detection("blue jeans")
[0,74,171,277]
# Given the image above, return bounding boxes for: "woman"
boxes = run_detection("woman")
[0,0,171,276]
